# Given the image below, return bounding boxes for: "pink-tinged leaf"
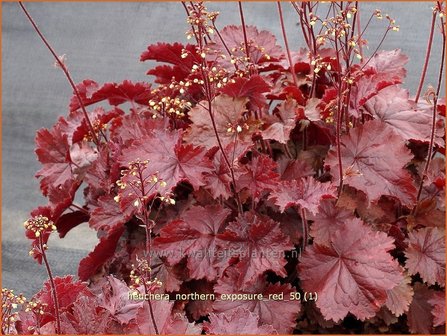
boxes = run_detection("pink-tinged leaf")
[126,300,193,334]
[69,80,153,111]
[349,50,408,116]
[218,212,293,288]
[84,143,121,198]
[78,226,125,281]
[110,112,164,145]
[405,227,445,286]
[326,120,416,206]
[298,219,403,322]
[35,275,92,326]
[151,255,184,293]
[67,107,124,144]
[185,95,251,149]
[277,158,314,181]
[237,154,279,201]
[126,300,200,335]
[119,128,212,192]
[163,314,202,334]
[213,268,300,333]
[184,280,215,320]
[204,307,277,334]
[204,142,250,199]
[261,99,299,144]
[47,179,79,219]
[220,75,271,109]
[154,205,231,281]
[308,199,355,245]
[90,194,134,232]
[35,122,74,197]
[365,49,408,81]
[97,276,143,325]
[209,25,283,69]
[407,282,435,334]
[385,274,414,317]
[429,291,446,327]
[269,177,336,214]
[60,296,113,334]
[365,86,439,143]
[55,211,89,238]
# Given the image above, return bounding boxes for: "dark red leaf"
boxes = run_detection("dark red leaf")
[405,227,445,286]
[126,300,200,334]
[220,75,271,109]
[429,291,446,327]
[218,212,293,288]
[349,50,408,117]
[209,25,283,70]
[35,275,92,325]
[185,95,254,149]
[60,296,113,334]
[326,120,416,206]
[407,282,435,333]
[269,177,336,214]
[97,276,143,325]
[385,274,414,317]
[69,80,153,111]
[90,194,134,232]
[35,122,74,197]
[119,128,212,191]
[154,205,231,281]
[55,210,89,238]
[213,268,300,333]
[365,86,442,143]
[308,199,355,245]
[261,99,299,144]
[298,218,403,322]
[237,154,279,201]
[78,226,125,281]
[204,142,249,199]
[204,307,277,334]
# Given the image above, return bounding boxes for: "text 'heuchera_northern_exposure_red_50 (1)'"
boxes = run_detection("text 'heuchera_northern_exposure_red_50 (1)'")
[3,1,446,335]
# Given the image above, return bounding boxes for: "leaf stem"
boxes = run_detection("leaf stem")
[300,207,308,250]
[18,2,99,146]
[238,2,251,63]
[39,237,61,334]
[415,15,445,206]
[277,2,298,86]
[415,11,436,103]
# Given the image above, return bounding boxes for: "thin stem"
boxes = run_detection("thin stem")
[415,16,445,206]
[143,281,159,335]
[360,27,391,71]
[18,2,99,146]
[39,238,61,334]
[300,207,308,250]
[277,2,298,86]
[238,2,251,63]
[415,11,436,103]
[334,35,344,197]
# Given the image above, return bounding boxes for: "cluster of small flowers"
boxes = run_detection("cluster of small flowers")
[23,215,56,239]
[1,288,27,328]
[115,159,176,208]
[129,258,162,290]
[83,118,107,142]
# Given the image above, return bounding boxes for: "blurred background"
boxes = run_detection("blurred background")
[2,1,444,297]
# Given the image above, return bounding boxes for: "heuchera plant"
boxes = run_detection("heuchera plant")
[2,1,446,334]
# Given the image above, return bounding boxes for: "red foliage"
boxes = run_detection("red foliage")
[298,219,403,322]
[13,2,446,335]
